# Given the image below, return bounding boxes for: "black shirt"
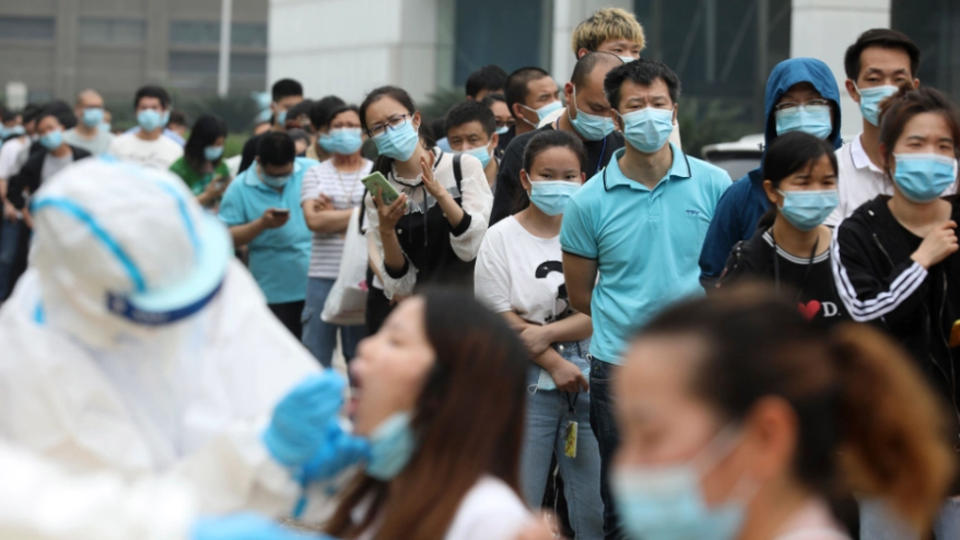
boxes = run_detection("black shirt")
[489,122,624,225]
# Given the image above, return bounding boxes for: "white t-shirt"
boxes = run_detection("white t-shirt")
[63,127,114,156]
[356,475,531,540]
[474,215,569,325]
[107,132,183,170]
[301,159,372,279]
[0,136,27,179]
[40,152,74,183]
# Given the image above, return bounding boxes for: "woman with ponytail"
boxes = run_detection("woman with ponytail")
[610,284,954,540]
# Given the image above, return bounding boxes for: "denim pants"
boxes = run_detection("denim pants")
[589,357,625,540]
[0,219,23,301]
[301,277,366,368]
[860,497,960,539]
[520,343,603,540]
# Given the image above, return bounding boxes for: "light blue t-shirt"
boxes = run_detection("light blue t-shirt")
[560,144,730,364]
[219,157,318,304]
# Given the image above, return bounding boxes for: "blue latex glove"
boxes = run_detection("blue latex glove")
[301,420,371,483]
[192,513,332,540]
[263,370,347,468]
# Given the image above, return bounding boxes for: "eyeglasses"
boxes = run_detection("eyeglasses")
[774,99,831,112]
[494,119,515,129]
[368,114,410,137]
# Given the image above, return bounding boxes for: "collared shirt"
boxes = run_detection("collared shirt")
[219,157,317,303]
[826,133,888,227]
[561,144,730,364]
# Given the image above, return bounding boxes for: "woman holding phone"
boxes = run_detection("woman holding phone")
[169,114,231,208]
[359,86,493,332]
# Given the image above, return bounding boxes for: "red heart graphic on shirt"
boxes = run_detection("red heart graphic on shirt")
[797,300,821,321]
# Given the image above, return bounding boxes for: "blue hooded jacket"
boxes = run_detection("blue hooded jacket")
[698,57,843,285]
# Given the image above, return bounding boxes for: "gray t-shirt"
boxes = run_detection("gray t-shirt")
[41,152,74,183]
[63,127,114,156]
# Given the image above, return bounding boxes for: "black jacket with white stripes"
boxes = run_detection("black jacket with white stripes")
[832,195,960,437]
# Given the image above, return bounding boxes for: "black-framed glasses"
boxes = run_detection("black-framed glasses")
[774,98,831,112]
[368,114,411,136]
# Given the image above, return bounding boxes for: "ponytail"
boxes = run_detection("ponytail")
[830,323,955,529]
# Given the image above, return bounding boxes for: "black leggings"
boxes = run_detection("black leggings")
[364,286,394,335]
[268,300,305,339]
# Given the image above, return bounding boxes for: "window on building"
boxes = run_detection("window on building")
[893,1,960,102]
[0,16,54,41]
[232,23,267,48]
[453,0,551,86]
[170,21,267,48]
[169,51,219,73]
[79,18,146,46]
[231,53,266,74]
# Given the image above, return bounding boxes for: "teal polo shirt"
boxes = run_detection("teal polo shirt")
[561,144,730,364]
[219,157,317,304]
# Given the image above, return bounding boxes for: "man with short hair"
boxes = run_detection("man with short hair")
[572,7,646,61]
[491,53,625,224]
[502,66,562,156]
[108,85,183,170]
[825,28,922,226]
[166,109,189,141]
[445,100,499,188]
[219,131,316,338]
[482,93,513,138]
[561,58,731,537]
[62,89,113,155]
[466,64,508,102]
[238,78,305,173]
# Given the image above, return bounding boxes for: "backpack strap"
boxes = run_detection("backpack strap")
[358,188,368,233]
[452,153,463,192]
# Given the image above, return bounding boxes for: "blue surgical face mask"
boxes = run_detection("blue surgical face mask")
[366,411,416,480]
[259,168,291,189]
[161,110,171,126]
[520,100,563,127]
[372,119,420,161]
[495,125,510,135]
[463,143,492,168]
[82,108,104,128]
[774,104,833,139]
[276,110,287,126]
[619,107,674,153]
[618,55,638,64]
[612,427,750,540]
[529,179,582,216]
[10,125,25,137]
[137,109,164,132]
[569,88,615,141]
[855,84,898,127]
[319,127,363,155]
[776,189,839,231]
[39,129,63,150]
[892,153,958,203]
[204,145,224,161]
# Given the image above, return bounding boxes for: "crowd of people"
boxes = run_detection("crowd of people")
[0,6,958,540]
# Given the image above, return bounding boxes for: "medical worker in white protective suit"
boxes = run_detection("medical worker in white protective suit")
[0,158,368,538]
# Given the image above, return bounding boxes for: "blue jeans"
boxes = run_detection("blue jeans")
[861,497,960,539]
[520,344,603,540]
[301,277,366,368]
[589,357,625,540]
[0,219,23,301]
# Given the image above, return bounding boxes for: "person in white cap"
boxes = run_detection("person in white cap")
[0,157,361,523]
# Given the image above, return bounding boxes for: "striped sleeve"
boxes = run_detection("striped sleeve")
[830,225,929,323]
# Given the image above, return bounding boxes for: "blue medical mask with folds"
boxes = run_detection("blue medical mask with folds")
[568,88,615,141]
[776,189,839,231]
[162,110,171,126]
[10,125,25,137]
[39,129,63,150]
[260,169,291,189]
[82,108,104,128]
[204,145,224,161]
[464,144,492,168]
[612,427,749,540]
[366,411,416,480]
[892,153,958,203]
[319,127,364,155]
[856,84,898,127]
[521,100,563,126]
[619,107,674,153]
[276,110,287,126]
[372,119,420,161]
[529,179,581,216]
[137,109,164,132]
[495,125,510,135]
[774,105,832,139]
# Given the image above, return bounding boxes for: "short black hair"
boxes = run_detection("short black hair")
[184,113,228,168]
[445,100,496,137]
[604,58,681,111]
[133,85,170,110]
[37,100,77,129]
[504,67,551,119]
[522,129,587,173]
[257,131,296,167]
[309,95,347,129]
[465,65,508,98]
[325,104,361,127]
[0,105,14,123]
[286,99,314,125]
[481,93,506,108]
[571,51,623,89]
[168,109,188,127]
[21,103,42,125]
[844,28,920,81]
[271,78,304,102]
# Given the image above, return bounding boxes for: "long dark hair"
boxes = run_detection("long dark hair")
[635,284,954,530]
[183,114,227,171]
[756,131,838,229]
[359,86,432,178]
[325,289,528,539]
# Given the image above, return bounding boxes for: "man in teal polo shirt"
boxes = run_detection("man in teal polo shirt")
[219,131,316,338]
[561,58,730,537]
